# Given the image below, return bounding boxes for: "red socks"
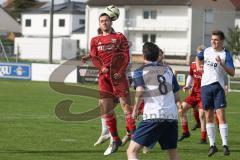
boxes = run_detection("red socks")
[193,108,200,125]
[182,121,189,134]
[201,131,207,140]
[104,114,119,141]
[125,112,136,137]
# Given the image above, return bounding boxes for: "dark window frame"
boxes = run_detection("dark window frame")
[43,19,47,27]
[59,19,65,27]
[25,19,31,27]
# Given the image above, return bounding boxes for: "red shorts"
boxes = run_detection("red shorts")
[184,93,203,109]
[98,73,129,98]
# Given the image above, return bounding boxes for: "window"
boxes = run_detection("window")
[125,9,130,19]
[205,9,214,24]
[142,34,157,43]
[43,19,47,27]
[143,34,149,43]
[150,11,157,19]
[150,34,156,43]
[143,11,149,19]
[143,10,157,19]
[79,19,85,25]
[25,19,31,27]
[59,19,65,27]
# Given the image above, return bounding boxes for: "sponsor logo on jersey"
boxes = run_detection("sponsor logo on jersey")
[205,60,218,69]
[111,39,117,43]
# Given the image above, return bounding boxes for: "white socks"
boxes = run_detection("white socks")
[219,123,228,146]
[206,123,215,146]
[101,118,109,135]
[206,123,228,146]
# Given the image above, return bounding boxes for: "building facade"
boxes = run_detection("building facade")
[86,0,236,64]
[14,0,86,61]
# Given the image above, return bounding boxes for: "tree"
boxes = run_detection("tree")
[4,0,38,19]
[226,25,240,61]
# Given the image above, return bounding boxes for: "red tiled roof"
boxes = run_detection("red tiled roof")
[231,0,240,10]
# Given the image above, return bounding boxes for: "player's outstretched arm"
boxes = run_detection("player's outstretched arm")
[183,75,193,92]
[132,86,144,119]
[81,54,90,63]
[174,91,180,103]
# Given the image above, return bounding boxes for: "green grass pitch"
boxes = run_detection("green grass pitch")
[0,79,239,160]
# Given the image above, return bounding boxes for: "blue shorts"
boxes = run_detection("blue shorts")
[132,119,178,150]
[201,82,226,110]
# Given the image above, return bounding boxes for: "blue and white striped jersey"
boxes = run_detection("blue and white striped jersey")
[133,62,180,120]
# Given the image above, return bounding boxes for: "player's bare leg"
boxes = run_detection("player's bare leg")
[191,107,200,131]
[127,140,143,160]
[198,108,207,144]
[214,112,219,127]
[205,109,218,157]
[216,108,230,156]
[167,149,180,160]
[178,102,191,141]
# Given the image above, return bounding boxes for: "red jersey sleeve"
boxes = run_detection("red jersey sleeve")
[118,33,130,73]
[90,37,102,70]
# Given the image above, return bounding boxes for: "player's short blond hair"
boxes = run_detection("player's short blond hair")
[196,45,205,53]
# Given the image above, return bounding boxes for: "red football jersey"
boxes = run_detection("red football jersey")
[189,62,203,94]
[90,32,130,71]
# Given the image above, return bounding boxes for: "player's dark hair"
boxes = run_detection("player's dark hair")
[99,13,111,19]
[212,30,225,40]
[142,42,160,62]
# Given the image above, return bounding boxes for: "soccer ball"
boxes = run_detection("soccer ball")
[104,5,120,21]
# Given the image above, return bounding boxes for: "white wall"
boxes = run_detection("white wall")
[126,6,189,30]
[62,38,78,59]
[71,33,87,50]
[235,11,240,27]
[22,14,72,36]
[32,63,77,83]
[72,14,85,31]
[125,6,190,56]
[14,37,77,60]
[129,31,188,56]
[236,18,240,27]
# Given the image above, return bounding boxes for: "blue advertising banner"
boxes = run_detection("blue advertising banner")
[0,63,31,80]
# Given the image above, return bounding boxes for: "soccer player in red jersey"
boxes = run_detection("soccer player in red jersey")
[178,46,207,144]
[90,13,135,155]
